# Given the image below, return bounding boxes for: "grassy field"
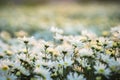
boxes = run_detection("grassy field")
[0,3,120,39]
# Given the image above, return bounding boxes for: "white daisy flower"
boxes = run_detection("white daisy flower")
[0,74,17,80]
[67,72,86,80]
[0,60,10,72]
[77,58,90,68]
[34,66,52,80]
[54,33,64,40]
[78,48,93,57]
[100,54,111,63]
[56,42,73,57]
[108,58,120,72]
[68,36,84,48]
[57,57,74,68]
[13,60,30,76]
[111,26,120,39]
[94,62,111,76]
[81,30,96,40]
[18,36,34,44]
[50,26,63,34]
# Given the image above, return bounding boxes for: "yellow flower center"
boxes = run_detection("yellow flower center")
[96,76,102,80]
[7,78,11,80]
[2,65,9,71]
[64,62,68,65]
[99,69,104,73]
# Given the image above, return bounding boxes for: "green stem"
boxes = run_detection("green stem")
[25,43,29,58]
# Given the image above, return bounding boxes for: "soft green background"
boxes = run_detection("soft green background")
[0,3,120,40]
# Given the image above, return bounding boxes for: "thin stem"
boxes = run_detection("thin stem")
[25,43,29,58]
[44,46,48,62]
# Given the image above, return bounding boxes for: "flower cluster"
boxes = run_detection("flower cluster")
[0,26,120,80]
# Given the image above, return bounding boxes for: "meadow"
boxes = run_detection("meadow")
[0,3,120,80]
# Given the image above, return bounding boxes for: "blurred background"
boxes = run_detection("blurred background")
[0,0,120,40]
[0,0,120,5]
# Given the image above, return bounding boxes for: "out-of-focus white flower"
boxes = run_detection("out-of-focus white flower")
[19,66,30,76]
[0,59,12,66]
[15,30,28,37]
[0,60,17,80]
[79,48,93,57]
[40,40,54,49]
[68,36,84,48]
[79,36,88,42]
[116,58,120,70]
[81,30,96,40]
[57,57,74,68]
[111,26,120,33]
[94,62,111,76]
[111,26,120,32]
[0,40,9,52]
[67,72,86,80]
[77,58,90,68]
[0,74,17,80]
[0,64,9,72]
[50,26,63,34]
[18,36,34,44]
[54,33,64,40]
[17,53,31,63]
[0,60,12,72]
[34,66,52,80]
[13,60,30,76]
[0,31,11,40]
[46,47,60,56]
[0,76,6,80]
[97,37,113,48]
[111,26,120,39]
[56,42,73,57]
[108,58,120,72]
[35,59,56,68]
[6,74,17,80]
[100,54,111,63]
[106,41,113,48]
